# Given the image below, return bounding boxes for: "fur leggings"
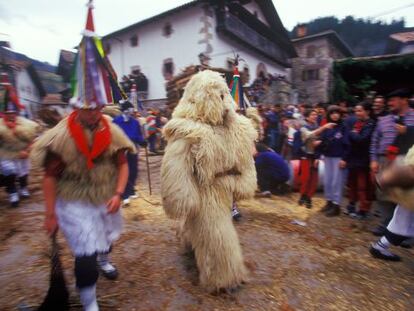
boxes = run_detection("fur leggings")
[182,196,248,291]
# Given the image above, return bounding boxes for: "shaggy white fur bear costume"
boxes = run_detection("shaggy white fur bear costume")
[383,146,414,211]
[161,70,257,291]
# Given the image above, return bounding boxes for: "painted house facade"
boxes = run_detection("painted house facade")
[14,65,45,118]
[102,0,296,101]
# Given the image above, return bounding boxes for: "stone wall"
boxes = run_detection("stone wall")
[292,37,346,104]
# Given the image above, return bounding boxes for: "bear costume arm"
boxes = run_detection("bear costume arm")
[161,138,201,219]
[229,116,258,201]
[232,152,257,201]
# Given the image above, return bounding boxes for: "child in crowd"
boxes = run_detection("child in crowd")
[298,109,335,208]
[345,102,375,219]
[320,105,349,217]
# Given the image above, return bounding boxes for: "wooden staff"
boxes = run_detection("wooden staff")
[144,146,152,195]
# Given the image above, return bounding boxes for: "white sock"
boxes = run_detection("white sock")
[377,236,391,250]
[79,285,99,311]
[9,192,19,203]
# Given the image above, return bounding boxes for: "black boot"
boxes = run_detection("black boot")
[298,195,307,206]
[325,203,340,217]
[18,175,30,198]
[232,203,242,221]
[320,201,333,213]
[369,244,401,261]
[305,197,312,209]
[344,202,356,215]
[371,226,386,237]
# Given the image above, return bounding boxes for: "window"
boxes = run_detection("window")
[306,45,316,58]
[302,69,320,81]
[131,66,141,75]
[242,66,250,85]
[130,35,138,47]
[162,58,174,80]
[163,23,173,37]
[256,62,267,78]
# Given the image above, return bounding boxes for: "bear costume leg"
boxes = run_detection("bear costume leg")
[184,195,248,292]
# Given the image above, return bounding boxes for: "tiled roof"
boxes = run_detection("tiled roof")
[390,31,414,43]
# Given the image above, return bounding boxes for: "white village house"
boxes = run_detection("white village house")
[102,0,296,103]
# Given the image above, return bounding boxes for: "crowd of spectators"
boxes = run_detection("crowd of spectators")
[251,89,414,259]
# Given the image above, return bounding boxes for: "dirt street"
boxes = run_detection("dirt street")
[0,152,413,311]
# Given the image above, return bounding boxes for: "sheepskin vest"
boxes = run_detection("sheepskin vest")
[31,116,136,205]
[0,116,39,159]
[246,109,261,133]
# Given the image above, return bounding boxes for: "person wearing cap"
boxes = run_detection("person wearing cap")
[113,100,147,205]
[30,2,136,310]
[370,88,414,236]
[0,76,39,207]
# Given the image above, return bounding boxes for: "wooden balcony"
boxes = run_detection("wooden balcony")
[216,11,290,67]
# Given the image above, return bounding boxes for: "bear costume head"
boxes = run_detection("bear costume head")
[172,70,236,126]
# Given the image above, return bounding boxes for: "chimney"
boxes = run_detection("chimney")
[296,24,307,38]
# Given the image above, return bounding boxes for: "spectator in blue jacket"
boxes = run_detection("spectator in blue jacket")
[319,105,350,217]
[254,143,290,196]
[344,102,375,219]
[265,104,282,152]
[113,101,146,205]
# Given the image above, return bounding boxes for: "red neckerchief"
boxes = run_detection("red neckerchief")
[2,115,18,134]
[67,111,111,169]
[353,120,365,133]
[386,145,399,161]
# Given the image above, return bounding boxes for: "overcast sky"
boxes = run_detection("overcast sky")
[1,0,413,65]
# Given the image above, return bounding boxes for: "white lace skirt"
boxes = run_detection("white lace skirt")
[0,158,30,176]
[56,199,123,256]
[387,205,414,237]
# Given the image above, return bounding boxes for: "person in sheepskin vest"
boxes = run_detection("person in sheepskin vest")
[30,2,137,309]
[161,70,257,292]
[246,106,264,142]
[370,144,414,261]
[31,105,135,310]
[0,79,39,207]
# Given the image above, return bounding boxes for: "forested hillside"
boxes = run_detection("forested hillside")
[290,16,408,56]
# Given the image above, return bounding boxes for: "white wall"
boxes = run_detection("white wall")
[401,44,414,54]
[105,6,205,99]
[15,68,41,119]
[104,3,289,100]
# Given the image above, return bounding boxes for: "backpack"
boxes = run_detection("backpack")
[292,129,304,159]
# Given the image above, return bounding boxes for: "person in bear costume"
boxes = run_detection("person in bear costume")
[161,70,257,292]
